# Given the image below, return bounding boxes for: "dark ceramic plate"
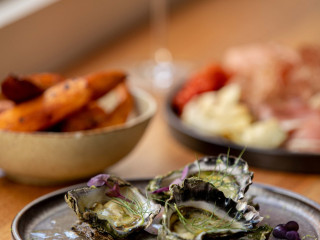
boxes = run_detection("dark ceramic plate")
[165,87,320,173]
[12,179,320,240]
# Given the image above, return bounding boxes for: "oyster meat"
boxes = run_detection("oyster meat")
[147,154,253,202]
[65,174,161,239]
[158,178,262,240]
[71,221,156,240]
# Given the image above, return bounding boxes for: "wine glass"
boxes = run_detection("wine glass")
[130,0,192,94]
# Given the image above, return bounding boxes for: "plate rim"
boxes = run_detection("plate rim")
[11,178,320,240]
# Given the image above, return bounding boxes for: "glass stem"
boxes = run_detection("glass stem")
[151,0,172,63]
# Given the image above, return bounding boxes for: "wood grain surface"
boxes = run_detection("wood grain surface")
[1,0,320,239]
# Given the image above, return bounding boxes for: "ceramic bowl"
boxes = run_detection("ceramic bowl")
[0,88,156,185]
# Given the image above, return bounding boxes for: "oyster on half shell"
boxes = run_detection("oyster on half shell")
[65,175,161,239]
[147,154,253,203]
[158,178,262,240]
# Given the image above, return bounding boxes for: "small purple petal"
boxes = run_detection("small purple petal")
[180,166,189,180]
[105,183,131,202]
[168,165,189,186]
[170,178,183,186]
[152,166,189,194]
[106,183,121,197]
[87,174,110,187]
[152,186,170,194]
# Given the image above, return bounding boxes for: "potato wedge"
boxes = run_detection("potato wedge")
[1,73,64,103]
[58,102,109,132]
[23,73,65,90]
[59,83,133,132]
[0,100,14,114]
[0,71,126,132]
[98,83,134,128]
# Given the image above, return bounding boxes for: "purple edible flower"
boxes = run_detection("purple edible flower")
[106,183,131,202]
[171,165,189,185]
[181,165,189,180]
[87,174,110,187]
[152,165,189,194]
[152,186,170,194]
[87,174,131,202]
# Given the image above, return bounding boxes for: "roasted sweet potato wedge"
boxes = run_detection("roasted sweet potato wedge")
[0,100,14,114]
[0,71,126,132]
[98,83,134,128]
[1,73,64,103]
[24,73,65,90]
[59,83,133,132]
[58,102,109,132]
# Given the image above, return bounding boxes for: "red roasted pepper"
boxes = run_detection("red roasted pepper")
[172,64,229,114]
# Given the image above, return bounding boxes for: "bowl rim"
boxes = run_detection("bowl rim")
[0,87,157,138]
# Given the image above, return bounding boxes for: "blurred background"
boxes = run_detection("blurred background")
[1,0,320,176]
[0,0,320,175]
[0,0,319,78]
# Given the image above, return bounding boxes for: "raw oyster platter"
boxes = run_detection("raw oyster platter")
[12,155,320,240]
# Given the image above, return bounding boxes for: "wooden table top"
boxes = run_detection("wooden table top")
[1,0,320,239]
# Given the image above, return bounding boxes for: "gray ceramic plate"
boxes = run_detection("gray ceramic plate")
[12,179,320,240]
[165,86,320,173]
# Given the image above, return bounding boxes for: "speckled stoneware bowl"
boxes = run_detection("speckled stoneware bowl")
[0,88,156,185]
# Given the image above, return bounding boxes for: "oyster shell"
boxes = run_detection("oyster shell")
[147,154,253,202]
[72,221,156,240]
[65,175,161,239]
[158,178,262,240]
